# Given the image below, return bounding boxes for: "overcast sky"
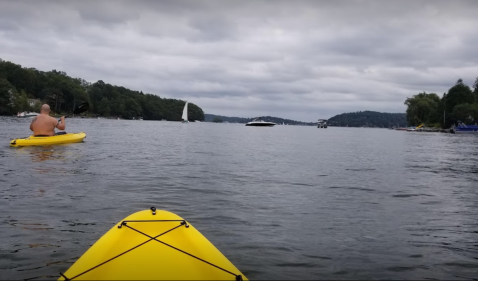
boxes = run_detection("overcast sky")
[1,0,477,121]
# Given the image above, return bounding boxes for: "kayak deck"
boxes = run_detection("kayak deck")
[58,208,247,280]
[10,132,86,147]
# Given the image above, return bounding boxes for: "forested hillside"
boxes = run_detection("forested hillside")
[327,111,407,127]
[0,58,204,121]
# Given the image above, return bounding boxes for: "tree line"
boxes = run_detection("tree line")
[327,111,407,127]
[405,78,478,128]
[0,58,205,121]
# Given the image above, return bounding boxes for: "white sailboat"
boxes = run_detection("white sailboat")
[182,101,189,123]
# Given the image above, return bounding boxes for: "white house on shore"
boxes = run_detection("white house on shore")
[28,99,41,107]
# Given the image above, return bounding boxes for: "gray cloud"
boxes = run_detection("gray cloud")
[1,0,477,121]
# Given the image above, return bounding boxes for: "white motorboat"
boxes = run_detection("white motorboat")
[17,111,39,118]
[245,118,276,127]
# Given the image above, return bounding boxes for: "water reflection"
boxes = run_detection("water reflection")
[32,148,65,163]
[13,145,84,175]
[13,146,65,161]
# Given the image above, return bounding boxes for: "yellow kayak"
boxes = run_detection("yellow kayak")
[58,208,247,281]
[10,132,86,147]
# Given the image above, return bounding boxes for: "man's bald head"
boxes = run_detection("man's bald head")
[40,104,51,114]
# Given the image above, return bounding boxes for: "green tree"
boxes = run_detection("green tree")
[189,103,205,121]
[123,98,142,119]
[404,92,440,126]
[44,88,64,112]
[444,79,474,127]
[98,97,111,116]
[11,89,30,113]
[0,78,15,115]
[451,103,478,124]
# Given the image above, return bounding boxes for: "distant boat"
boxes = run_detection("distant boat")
[407,124,423,131]
[451,122,478,134]
[17,111,39,118]
[317,119,328,128]
[406,125,421,131]
[245,118,276,127]
[182,101,189,123]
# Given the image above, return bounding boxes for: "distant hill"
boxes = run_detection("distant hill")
[327,111,407,127]
[204,114,315,125]
[205,112,407,127]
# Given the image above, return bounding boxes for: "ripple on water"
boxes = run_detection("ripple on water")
[392,193,434,198]
[1,120,478,280]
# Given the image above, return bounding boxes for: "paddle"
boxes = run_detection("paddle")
[72,102,89,115]
[59,102,90,122]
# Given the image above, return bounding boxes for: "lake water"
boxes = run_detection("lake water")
[1,117,477,280]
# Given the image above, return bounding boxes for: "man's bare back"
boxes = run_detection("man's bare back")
[30,104,65,136]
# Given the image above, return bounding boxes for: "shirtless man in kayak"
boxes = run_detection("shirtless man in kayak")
[30,104,66,136]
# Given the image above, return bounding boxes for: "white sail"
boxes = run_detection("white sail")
[182,101,188,121]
